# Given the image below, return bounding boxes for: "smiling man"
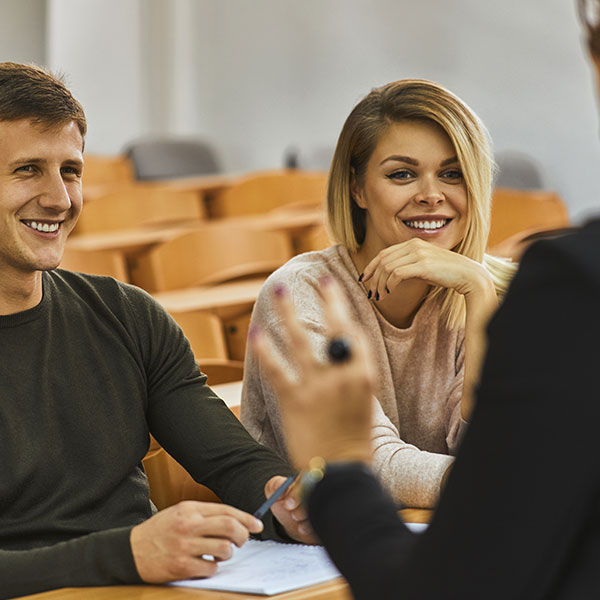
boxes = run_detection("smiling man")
[0,62,307,599]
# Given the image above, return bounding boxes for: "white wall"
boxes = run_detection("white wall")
[25,0,600,222]
[0,0,46,64]
[46,0,145,155]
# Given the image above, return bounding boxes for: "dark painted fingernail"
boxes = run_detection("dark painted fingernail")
[386,286,390,294]
[274,284,286,298]
[375,291,380,301]
[367,290,372,299]
[358,273,364,282]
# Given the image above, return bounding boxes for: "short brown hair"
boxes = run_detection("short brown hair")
[0,62,86,138]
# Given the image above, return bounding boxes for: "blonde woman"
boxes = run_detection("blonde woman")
[241,79,515,508]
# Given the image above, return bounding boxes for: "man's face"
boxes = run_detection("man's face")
[0,119,83,280]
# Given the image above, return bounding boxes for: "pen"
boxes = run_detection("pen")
[253,475,295,520]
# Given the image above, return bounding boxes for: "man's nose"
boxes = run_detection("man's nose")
[38,172,72,212]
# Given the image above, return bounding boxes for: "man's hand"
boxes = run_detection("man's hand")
[265,475,319,544]
[130,501,263,583]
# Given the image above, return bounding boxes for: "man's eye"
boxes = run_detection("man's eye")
[16,165,35,173]
[62,167,82,177]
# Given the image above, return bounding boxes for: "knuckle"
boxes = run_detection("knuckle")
[168,556,192,579]
[215,540,234,559]
[172,513,194,535]
[220,516,240,537]
[198,560,218,578]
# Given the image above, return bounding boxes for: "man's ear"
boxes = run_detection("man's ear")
[350,169,367,209]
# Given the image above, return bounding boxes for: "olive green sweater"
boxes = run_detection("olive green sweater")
[0,270,292,599]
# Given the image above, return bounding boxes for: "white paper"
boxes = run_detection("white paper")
[170,539,341,595]
[170,523,428,595]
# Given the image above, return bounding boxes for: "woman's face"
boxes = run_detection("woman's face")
[353,120,468,256]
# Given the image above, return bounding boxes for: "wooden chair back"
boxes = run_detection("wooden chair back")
[170,310,229,360]
[143,445,222,510]
[293,223,332,254]
[222,310,253,362]
[488,187,569,248]
[129,223,293,292]
[198,358,244,386]
[82,154,135,186]
[74,187,204,235]
[59,247,129,282]
[206,169,327,218]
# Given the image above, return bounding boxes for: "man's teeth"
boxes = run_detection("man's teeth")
[404,219,448,230]
[26,221,60,233]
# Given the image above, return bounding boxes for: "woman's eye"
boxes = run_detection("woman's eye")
[386,170,413,181]
[16,165,34,173]
[441,169,463,180]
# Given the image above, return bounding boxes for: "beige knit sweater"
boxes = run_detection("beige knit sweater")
[241,245,467,508]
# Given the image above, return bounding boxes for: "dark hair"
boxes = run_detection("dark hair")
[0,62,86,138]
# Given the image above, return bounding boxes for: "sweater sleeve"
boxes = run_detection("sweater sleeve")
[121,286,295,541]
[0,527,139,600]
[308,233,600,599]
[370,399,454,508]
[445,332,468,454]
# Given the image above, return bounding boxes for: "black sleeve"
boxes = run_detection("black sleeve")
[0,528,138,600]
[308,234,600,599]
[130,290,295,540]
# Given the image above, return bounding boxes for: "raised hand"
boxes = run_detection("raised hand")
[249,278,376,470]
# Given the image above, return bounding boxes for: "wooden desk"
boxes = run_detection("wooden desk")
[152,277,266,321]
[16,580,351,600]
[210,380,243,409]
[67,206,323,256]
[67,224,204,255]
[82,175,238,203]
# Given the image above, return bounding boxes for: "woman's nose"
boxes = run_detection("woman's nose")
[415,178,444,206]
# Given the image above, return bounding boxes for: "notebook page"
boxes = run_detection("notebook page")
[170,523,427,595]
[170,539,341,595]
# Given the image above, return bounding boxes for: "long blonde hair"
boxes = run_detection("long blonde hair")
[327,79,516,328]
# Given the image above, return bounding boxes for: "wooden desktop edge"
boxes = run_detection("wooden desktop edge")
[15,578,351,600]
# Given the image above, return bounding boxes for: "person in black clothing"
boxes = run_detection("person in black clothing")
[250,3,600,597]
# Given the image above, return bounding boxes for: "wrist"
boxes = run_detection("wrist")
[298,456,371,504]
[464,267,496,296]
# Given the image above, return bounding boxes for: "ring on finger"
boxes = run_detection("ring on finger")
[326,336,352,364]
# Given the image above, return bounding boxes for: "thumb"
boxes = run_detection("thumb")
[264,475,288,499]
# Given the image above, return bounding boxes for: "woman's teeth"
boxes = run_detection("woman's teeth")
[404,219,449,230]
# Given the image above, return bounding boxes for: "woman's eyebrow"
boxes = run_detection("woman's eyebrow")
[379,155,419,166]
[379,155,459,167]
[440,156,459,166]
